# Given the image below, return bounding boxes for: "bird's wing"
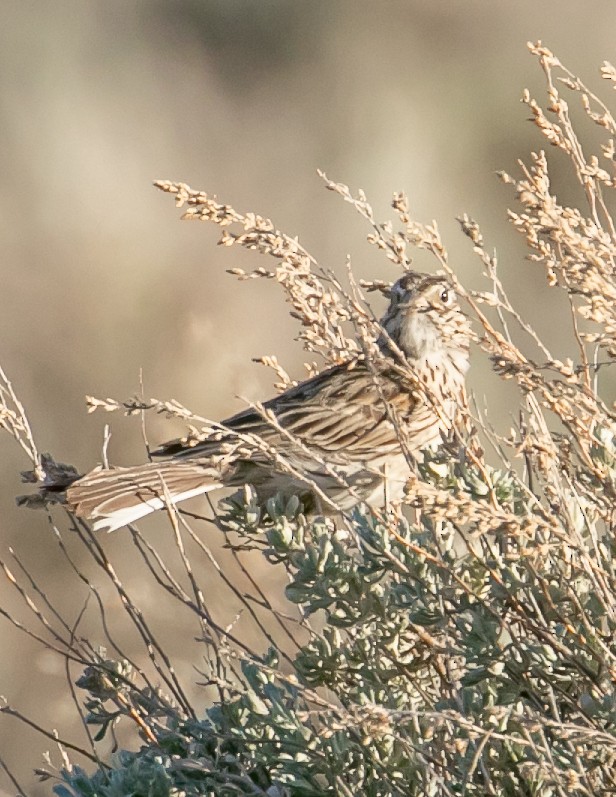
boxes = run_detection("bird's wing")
[153,360,416,465]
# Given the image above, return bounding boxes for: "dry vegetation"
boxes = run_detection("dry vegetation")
[2,43,616,796]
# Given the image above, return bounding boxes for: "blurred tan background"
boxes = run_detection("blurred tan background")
[0,1,614,792]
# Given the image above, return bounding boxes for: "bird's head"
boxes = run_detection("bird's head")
[379,272,471,370]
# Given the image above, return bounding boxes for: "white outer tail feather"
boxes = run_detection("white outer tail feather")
[92,483,222,532]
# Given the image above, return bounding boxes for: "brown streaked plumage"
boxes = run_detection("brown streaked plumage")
[67,272,471,531]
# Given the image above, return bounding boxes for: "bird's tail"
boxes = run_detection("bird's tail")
[66,460,223,532]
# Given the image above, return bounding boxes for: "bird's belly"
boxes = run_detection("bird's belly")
[304,451,412,512]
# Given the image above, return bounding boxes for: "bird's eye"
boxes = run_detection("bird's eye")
[440,289,450,304]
